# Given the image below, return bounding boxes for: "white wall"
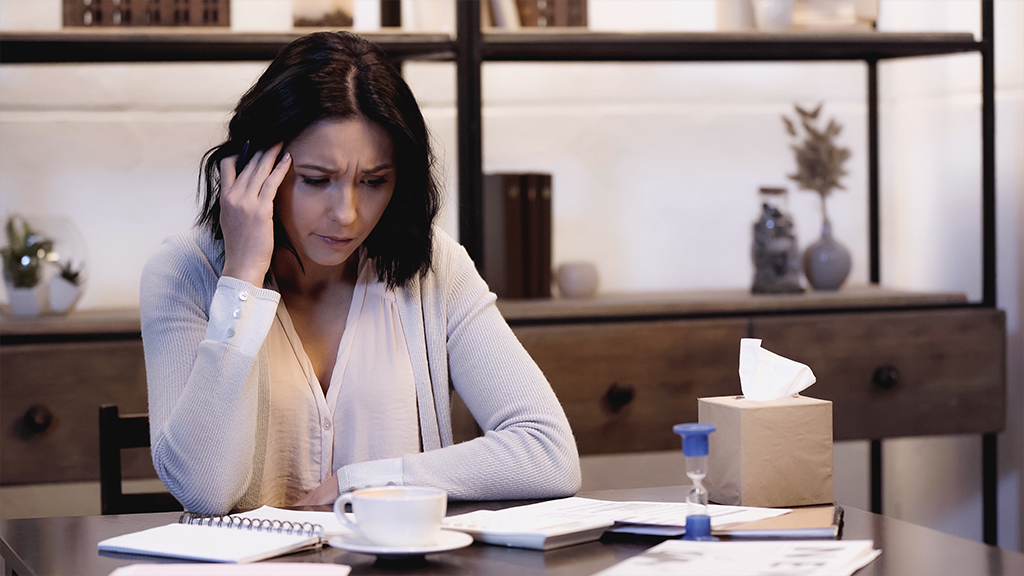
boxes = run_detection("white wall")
[1,0,1021,551]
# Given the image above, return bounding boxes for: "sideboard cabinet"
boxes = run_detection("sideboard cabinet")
[0,310,155,485]
[476,290,1005,455]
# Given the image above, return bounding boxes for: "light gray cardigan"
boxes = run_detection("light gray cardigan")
[141,228,581,514]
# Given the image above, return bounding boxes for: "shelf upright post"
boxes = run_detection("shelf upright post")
[980,0,997,547]
[456,0,485,268]
[981,0,996,309]
[867,58,880,285]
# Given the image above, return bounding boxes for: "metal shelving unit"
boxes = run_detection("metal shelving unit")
[452,0,997,544]
[0,0,999,544]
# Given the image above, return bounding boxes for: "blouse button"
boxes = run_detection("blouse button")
[226,328,235,338]
[323,419,331,430]
[232,308,241,319]
[239,291,249,301]
[385,481,396,486]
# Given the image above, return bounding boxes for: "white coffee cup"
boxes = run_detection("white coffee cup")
[333,486,447,547]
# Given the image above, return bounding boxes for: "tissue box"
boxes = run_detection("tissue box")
[698,395,833,508]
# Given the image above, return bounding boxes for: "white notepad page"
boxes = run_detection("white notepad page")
[98,522,320,563]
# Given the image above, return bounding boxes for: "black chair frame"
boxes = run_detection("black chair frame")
[99,404,182,515]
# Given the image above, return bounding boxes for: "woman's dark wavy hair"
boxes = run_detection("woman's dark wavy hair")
[197,31,440,288]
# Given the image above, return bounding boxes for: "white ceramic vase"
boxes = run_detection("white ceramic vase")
[49,275,83,314]
[6,284,47,316]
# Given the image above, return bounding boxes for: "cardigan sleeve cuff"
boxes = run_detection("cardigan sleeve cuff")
[204,276,280,354]
[336,458,404,492]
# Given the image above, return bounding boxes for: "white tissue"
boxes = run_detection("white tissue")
[739,338,816,401]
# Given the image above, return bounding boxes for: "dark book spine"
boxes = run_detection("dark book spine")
[523,173,552,298]
[537,173,553,298]
[505,175,525,298]
[482,173,524,298]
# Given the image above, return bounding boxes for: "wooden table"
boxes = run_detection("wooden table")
[2,486,1021,576]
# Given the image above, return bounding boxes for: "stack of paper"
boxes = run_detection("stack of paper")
[442,497,789,549]
[595,540,881,576]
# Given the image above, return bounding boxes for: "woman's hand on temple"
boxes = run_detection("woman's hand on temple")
[219,143,292,287]
[293,474,341,507]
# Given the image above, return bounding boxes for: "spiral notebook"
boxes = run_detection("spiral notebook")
[97,512,327,564]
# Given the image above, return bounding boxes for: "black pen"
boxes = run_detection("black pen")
[236,140,253,177]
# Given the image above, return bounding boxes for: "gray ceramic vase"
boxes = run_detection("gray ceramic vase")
[803,219,851,291]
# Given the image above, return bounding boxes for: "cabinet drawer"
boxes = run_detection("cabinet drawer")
[751,308,1005,440]
[512,318,748,455]
[0,340,156,484]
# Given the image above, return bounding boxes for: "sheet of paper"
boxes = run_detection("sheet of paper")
[443,497,787,532]
[594,540,881,576]
[233,506,351,537]
[110,563,351,576]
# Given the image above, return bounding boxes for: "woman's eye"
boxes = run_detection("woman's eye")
[364,177,388,188]
[301,176,330,187]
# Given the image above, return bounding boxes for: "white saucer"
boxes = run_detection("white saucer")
[327,529,473,558]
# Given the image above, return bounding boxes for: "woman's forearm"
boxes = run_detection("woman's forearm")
[142,244,280,514]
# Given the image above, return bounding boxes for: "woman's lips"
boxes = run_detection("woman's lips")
[315,234,353,248]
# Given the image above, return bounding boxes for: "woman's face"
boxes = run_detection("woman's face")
[277,116,396,272]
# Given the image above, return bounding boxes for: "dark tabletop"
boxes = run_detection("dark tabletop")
[2,485,1022,576]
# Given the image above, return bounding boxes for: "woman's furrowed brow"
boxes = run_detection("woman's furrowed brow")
[363,163,395,174]
[296,163,336,173]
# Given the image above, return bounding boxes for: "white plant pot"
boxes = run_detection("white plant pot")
[7,284,46,316]
[49,276,83,314]
[752,0,796,31]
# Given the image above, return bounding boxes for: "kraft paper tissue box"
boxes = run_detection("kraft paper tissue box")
[698,395,833,508]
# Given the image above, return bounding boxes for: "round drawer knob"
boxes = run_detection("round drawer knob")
[604,382,635,413]
[872,365,901,390]
[23,404,53,434]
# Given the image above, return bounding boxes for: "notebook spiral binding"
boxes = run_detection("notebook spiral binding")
[179,512,326,542]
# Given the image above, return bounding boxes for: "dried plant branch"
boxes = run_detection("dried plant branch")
[783,103,852,216]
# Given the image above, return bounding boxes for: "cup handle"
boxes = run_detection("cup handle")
[333,493,363,537]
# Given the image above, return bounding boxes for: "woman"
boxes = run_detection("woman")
[141,31,580,515]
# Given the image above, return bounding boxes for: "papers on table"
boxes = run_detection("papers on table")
[448,497,786,528]
[594,540,882,576]
[442,497,790,546]
[109,563,351,576]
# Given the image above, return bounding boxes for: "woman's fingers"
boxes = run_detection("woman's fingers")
[220,156,237,191]
[249,142,283,193]
[218,144,285,287]
[259,152,292,205]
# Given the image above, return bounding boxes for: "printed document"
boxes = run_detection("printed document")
[595,540,881,576]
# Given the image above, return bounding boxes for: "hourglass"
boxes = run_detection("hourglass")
[673,423,718,541]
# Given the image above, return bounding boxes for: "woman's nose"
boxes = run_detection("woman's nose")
[330,185,358,225]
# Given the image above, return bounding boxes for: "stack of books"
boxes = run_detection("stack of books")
[482,173,552,299]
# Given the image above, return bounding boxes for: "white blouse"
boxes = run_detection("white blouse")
[263,253,420,505]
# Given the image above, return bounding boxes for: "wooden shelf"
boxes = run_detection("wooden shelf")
[0,30,980,64]
[0,30,455,63]
[481,31,981,62]
[497,285,970,324]
[0,308,141,341]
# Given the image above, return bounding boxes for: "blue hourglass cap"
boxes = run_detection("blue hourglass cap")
[673,423,716,457]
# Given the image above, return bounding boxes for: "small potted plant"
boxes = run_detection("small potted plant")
[783,103,853,290]
[1,215,53,315]
[50,260,85,314]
